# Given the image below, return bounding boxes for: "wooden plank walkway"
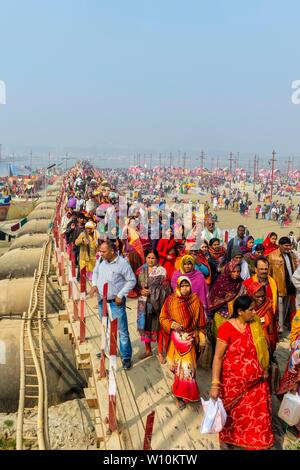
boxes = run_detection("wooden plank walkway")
[57,253,220,450]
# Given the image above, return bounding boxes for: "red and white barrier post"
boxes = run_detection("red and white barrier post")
[224,230,229,244]
[59,234,66,285]
[108,312,118,432]
[71,249,79,321]
[143,411,155,450]
[79,266,86,343]
[98,283,108,378]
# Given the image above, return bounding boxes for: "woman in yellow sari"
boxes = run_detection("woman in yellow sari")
[160,276,206,409]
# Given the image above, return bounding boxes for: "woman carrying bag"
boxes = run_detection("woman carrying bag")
[210,295,274,450]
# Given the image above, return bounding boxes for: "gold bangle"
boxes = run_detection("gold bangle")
[210,385,220,389]
[211,380,221,385]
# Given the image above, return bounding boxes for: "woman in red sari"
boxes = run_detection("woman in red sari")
[262,232,278,256]
[210,295,274,450]
[160,277,206,409]
[157,227,178,282]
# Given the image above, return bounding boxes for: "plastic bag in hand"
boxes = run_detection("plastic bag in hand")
[200,398,227,434]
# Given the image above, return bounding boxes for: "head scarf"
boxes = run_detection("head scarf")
[176,276,192,297]
[85,221,95,229]
[240,236,254,254]
[262,233,278,256]
[208,239,227,260]
[208,260,242,312]
[179,255,195,274]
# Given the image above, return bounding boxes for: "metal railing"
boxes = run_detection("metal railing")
[16,239,52,450]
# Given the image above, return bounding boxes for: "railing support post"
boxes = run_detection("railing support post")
[79,267,86,343]
[108,316,118,432]
[98,283,108,378]
[143,411,155,450]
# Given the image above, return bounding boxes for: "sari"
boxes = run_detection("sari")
[208,245,227,283]
[171,255,208,310]
[277,310,300,396]
[208,261,243,336]
[263,233,278,256]
[240,236,253,255]
[244,281,278,353]
[175,250,211,284]
[157,237,177,282]
[160,277,206,402]
[218,318,274,449]
[136,264,171,343]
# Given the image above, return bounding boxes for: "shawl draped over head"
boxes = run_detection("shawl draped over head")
[208,260,242,312]
[179,254,195,273]
[160,276,206,335]
[262,233,278,256]
[208,238,227,260]
[171,256,209,309]
[240,236,254,254]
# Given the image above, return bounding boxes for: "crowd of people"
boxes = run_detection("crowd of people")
[60,162,300,450]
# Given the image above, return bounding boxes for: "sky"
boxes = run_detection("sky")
[1,0,300,169]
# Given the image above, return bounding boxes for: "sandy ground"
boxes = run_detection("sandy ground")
[175,183,300,240]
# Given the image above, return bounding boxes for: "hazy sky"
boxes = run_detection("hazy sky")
[1,1,300,168]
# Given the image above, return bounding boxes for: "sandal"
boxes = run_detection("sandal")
[139,352,153,360]
[176,399,186,410]
[158,353,166,365]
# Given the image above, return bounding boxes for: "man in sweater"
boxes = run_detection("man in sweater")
[227,225,247,260]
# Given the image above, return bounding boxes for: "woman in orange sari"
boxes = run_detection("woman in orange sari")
[160,277,206,409]
[210,295,274,450]
[245,282,278,355]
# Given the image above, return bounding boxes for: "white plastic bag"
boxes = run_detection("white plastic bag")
[200,398,227,434]
[278,392,300,426]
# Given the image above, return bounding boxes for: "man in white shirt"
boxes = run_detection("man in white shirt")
[90,240,136,369]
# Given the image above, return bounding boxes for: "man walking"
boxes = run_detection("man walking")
[226,225,247,260]
[90,240,136,369]
[268,237,297,332]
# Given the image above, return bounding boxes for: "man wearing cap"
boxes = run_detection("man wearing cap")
[75,220,100,281]
[90,240,136,370]
[231,246,250,280]
[267,236,297,332]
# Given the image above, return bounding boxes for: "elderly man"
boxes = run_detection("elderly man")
[268,237,297,332]
[201,219,222,243]
[90,240,136,370]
